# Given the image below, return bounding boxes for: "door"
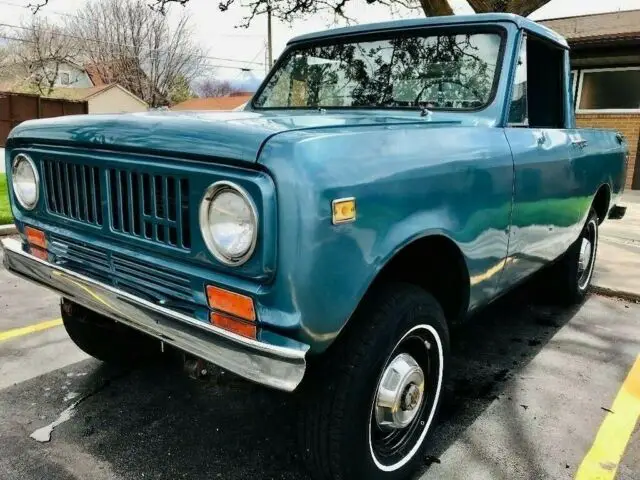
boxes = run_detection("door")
[499,33,576,289]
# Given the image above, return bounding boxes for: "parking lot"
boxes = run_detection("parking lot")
[0,241,638,480]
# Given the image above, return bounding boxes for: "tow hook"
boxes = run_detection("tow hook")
[183,355,209,380]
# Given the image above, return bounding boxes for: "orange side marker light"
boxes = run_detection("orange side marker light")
[210,312,256,339]
[24,226,46,250]
[206,285,256,322]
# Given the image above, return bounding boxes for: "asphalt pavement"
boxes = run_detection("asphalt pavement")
[1,241,638,480]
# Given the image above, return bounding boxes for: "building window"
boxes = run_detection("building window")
[577,67,640,112]
[60,72,70,85]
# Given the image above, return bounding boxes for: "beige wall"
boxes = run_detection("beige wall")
[88,87,147,114]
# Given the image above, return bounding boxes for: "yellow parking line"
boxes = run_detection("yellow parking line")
[0,318,63,342]
[575,355,640,480]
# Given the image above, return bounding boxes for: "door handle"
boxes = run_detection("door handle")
[536,133,545,146]
[572,139,588,148]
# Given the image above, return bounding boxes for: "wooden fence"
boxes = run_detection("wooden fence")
[0,92,88,146]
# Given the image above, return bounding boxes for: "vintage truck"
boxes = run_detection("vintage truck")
[1,13,628,480]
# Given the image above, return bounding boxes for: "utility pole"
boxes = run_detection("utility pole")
[267,3,273,69]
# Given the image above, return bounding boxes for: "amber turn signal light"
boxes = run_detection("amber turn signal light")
[210,312,256,339]
[30,246,48,261]
[206,285,256,322]
[25,226,46,250]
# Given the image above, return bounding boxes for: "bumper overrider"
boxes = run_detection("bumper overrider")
[1,238,308,392]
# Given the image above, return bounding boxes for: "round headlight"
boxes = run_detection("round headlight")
[199,181,257,266]
[12,153,39,210]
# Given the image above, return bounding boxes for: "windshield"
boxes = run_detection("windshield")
[253,30,503,111]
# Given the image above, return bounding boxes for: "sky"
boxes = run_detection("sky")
[0,0,639,83]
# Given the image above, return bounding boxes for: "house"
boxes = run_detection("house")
[85,62,166,106]
[171,93,253,111]
[48,84,148,114]
[39,60,93,88]
[0,59,93,91]
[541,10,640,190]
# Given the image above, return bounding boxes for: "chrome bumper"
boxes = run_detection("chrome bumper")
[1,238,308,392]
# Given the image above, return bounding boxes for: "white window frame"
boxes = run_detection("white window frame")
[576,66,640,114]
[569,69,578,112]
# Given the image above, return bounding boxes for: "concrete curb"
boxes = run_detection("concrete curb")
[0,224,17,236]
[591,285,640,303]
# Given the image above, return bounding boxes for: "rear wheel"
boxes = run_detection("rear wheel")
[61,299,159,365]
[547,208,598,304]
[298,283,449,480]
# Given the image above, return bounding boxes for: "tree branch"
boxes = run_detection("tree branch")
[466,0,550,16]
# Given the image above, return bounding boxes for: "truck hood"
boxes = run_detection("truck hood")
[8,110,464,164]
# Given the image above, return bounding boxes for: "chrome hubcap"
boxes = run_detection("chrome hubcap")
[578,238,592,274]
[577,219,597,290]
[375,353,425,430]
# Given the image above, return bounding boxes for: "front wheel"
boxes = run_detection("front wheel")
[61,299,159,365]
[298,284,449,480]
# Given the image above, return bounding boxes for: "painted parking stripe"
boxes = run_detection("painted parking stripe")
[575,355,640,480]
[0,318,63,342]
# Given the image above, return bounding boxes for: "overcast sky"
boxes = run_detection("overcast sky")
[1,0,639,81]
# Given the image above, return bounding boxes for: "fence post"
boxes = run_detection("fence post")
[8,93,13,130]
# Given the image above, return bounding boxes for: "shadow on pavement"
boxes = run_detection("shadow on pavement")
[0,283,595,480]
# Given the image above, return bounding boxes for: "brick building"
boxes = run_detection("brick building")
[541,10,640,190]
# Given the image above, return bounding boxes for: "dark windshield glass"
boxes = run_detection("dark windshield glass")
[254,31,502,110]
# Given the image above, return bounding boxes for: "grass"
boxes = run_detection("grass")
[0,174,13,225]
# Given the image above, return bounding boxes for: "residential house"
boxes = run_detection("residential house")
[541,10,640,190]
[37,60,93,88]
[48,84,148,113]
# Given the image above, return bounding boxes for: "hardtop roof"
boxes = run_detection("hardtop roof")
[287,13,568,48]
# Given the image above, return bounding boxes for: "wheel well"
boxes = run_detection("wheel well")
[372,236,470,326]
[592,184,611,224]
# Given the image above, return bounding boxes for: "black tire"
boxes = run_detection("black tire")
[61,299,159,365]
[298,283,450,480]
[547,208,599,304]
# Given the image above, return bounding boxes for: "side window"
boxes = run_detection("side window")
[508,37,528,125]
[524,35,566,129]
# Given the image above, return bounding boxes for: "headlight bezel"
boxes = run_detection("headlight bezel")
[199,180,258,267]
[11,153,40,211]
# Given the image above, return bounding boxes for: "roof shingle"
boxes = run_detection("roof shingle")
[171,95,252,111]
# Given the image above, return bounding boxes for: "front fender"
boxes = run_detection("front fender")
[255,124,513,352]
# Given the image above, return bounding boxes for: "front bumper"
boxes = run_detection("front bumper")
[1,238,308,392]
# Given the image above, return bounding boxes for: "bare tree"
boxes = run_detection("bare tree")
[68,0,206,107]
[194,78,244,97]
[6,18,78,95]
[149,0,551,26]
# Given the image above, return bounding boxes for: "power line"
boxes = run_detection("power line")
[0,34,261,71]
[0,22,265,66]
[230,44,265,81]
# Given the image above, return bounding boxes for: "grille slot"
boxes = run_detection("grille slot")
[44,160,103,226]
[109,170,190,249]
[50,236,193,303]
